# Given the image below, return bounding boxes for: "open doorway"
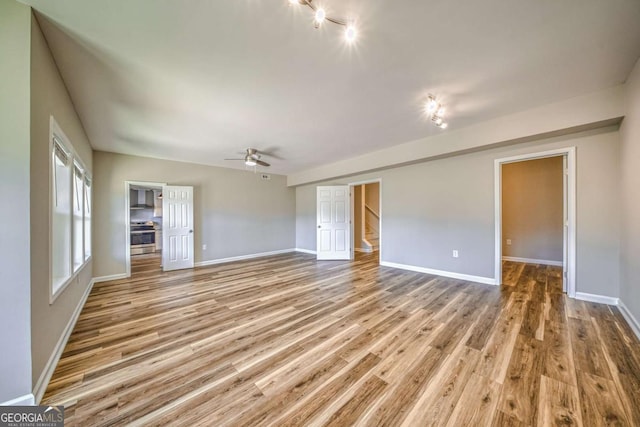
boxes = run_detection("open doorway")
[125,181,166,277]
[495,148,576,296]
[351,180,381,262]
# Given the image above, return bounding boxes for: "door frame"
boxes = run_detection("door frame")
[494,147,576,297]
[124,180,166,278]
[348,178,382,262]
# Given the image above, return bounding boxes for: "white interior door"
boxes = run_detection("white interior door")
[317,186,351,260]
[162,185,194,271]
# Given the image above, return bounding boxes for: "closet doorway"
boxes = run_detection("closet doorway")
[494,148,576,296]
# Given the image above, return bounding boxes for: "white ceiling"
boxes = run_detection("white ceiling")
[24,0,640,175]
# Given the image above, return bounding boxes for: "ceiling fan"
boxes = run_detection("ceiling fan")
[225,148,271,167]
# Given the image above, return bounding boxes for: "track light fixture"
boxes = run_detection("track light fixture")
[425,95,448,129]
[288,0,357,42]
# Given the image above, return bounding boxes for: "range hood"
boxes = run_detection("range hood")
[130,189,153,209]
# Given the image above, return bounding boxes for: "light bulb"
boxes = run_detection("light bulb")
[440,122,448,129]
[426,98,438,113]
[435,117,443,125]
[437,107,445,117]
[245,159,257,166]
[345,25,357,42]
[315,8,326,24]
[288,0,301,4]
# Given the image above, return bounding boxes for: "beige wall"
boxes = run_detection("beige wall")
[365,182,380,216]
[0,0,33,404]
[92,152,296,277]
[296,127,620,297]
[620,58,640,324]
[30,14,95,395]
[502,157,563,262]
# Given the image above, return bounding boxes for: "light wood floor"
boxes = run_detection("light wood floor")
[42,253,640,426]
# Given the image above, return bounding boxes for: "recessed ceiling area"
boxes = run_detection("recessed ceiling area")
[22,0,640,175]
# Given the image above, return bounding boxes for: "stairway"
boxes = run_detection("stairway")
[365,231,379,252]
[363,203,380,252]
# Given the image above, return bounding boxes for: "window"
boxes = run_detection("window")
[84,176,92,260]
[52,137,72,292]
[50,117,91,301]
[73,162,84,272]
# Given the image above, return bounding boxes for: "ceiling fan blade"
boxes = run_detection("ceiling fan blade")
[259,146,284,160]
[256,159,270,167]
[224,158,245,161]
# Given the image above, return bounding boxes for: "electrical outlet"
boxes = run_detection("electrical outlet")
[202,244,207,250]
[452,250,459,258]
[506,239,512,245]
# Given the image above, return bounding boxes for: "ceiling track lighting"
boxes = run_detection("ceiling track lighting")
[288,0,357,42]
[425,95,448,129]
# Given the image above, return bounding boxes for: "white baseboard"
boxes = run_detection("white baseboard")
[1,393,35,406]
[295,248,317,255]
[618,300,640,341]
[380,261,497,286]
[33,279,95,404]
[93,273,128,283]
[502,256,563,267]
[575,292,619,306]
[195,249,296,267]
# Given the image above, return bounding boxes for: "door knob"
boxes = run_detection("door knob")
[317,225,321,229]
[189,229,193,233]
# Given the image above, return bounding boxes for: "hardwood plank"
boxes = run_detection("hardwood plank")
[537,375,583,427]
[362,346,447,426]
[498,334,545,425]
[546,292,567,324]
[520,300,545,341]
[569,317,613,379]
[372,319,444,384]
[566,297,590,320]
[401,345,482,426]
[592,318,640,426]
[275,352,382,426]
[446,373,502,427]
[502,262,525,286]
[322,375,388,426]
[466,294,503,351]
[474,292,526,384]
[543,320,578,386]
[254,323,364,396]
[547,275,564,294]
[492,410,526,427]
[229,353,349,426]
[577,370,630,427]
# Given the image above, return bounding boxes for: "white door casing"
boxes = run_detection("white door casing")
[317,186,351,260]
[162,185,194,271]
[494,147,576,296]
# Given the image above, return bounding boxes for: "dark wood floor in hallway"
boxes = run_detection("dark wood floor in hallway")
[42,253,640,426]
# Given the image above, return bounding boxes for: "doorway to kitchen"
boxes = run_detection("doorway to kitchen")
[125,181,166,277]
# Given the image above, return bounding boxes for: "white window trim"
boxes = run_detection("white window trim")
[49,116,92,304]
